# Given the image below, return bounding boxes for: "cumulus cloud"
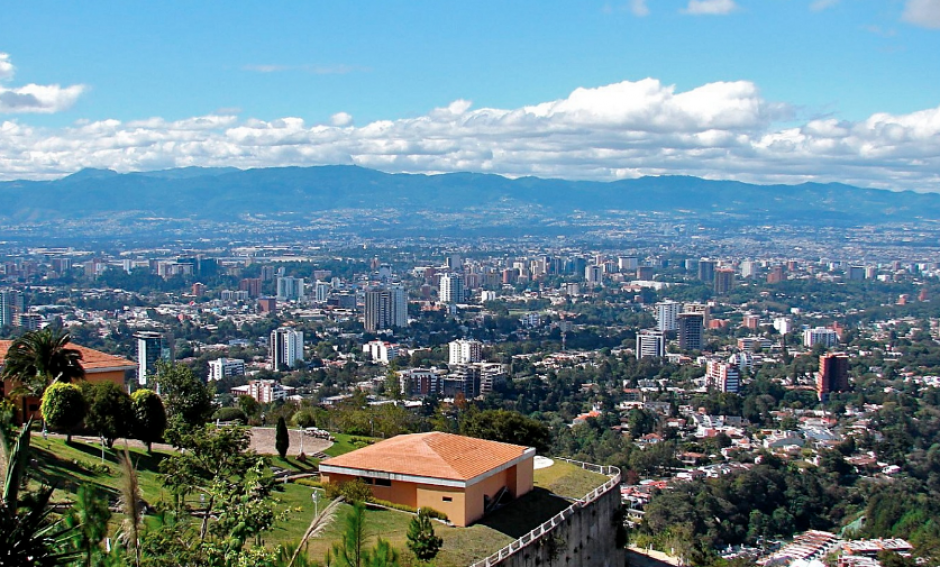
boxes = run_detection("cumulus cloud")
[683,0,738,15]
[330,112,353,127]
[902,0,940,29]
[0,53,14,80]
[0,52,85,114]
[2,77,940,191]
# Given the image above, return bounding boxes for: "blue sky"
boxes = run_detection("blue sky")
[2,0,939,190]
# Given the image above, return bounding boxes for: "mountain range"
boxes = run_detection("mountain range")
[0,166,937,225]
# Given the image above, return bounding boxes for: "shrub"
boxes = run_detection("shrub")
[212,407,248,424]
[324,478,373,504]
[294,478,323,489]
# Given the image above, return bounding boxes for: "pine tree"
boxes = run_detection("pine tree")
[406,508,443,563]
[276,416,290,458]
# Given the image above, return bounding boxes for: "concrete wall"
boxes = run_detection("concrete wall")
[478,477,624,567]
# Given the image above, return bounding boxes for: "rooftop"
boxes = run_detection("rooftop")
[320,432,534,483]
[0,340,137,372]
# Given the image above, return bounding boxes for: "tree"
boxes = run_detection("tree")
[1,328,85,421]
[406,508,443,562]
[155,362,214,439]
[461,409,551,453]
[131,389,167,453]
[276,416,290,458]
[65,485,112,567]
[84,382,134,448]
[40,382,86,443]
[330,502,400,567]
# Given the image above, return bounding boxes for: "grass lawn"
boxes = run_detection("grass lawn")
[285,458,610,566]
[322,433,376,457]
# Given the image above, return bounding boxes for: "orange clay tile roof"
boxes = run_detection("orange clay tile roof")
[322,432,531,482]
[0,340,136,372]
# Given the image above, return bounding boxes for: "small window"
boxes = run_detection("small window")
[442,496,453,502]
[374,478,391,487]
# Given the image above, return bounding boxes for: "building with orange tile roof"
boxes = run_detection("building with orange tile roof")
[319,432,535,526]
[0,340,137,421]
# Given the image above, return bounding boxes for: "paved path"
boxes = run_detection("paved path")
[46,427,333,457]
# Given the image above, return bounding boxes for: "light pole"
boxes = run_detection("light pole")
[100,435,105,464]
[311,491,320,518]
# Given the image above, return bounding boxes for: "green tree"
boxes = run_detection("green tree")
[131,389,167,453]
[331,502,399,567]
[155,362,214,440]
[460,409,550,453]
[1,328,86,421]
[84,382,134,448]
[40,382,86,443]
[65,485,112,567]
[406,508,443,562]
[276,416,290,458]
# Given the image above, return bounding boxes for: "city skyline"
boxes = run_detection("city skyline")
[1,1,939,190]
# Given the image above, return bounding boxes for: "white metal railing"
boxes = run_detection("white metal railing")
[468,458,621,567]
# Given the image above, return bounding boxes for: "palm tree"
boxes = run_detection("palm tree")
[1,328,85,422]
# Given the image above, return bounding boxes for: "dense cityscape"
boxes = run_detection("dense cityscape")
[2,221,940,566]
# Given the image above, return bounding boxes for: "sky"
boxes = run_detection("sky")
[1,0,940,191]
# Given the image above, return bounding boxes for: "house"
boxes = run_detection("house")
[0,340,137,422]
[319,432,535,527]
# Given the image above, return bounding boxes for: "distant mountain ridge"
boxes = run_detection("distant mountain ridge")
[0,165,937,224]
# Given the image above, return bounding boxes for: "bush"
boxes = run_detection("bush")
[294,478,323,489]
[41,382,86,442]
[324,478,373,504]
[368,500,449,521]
[212,407,248,424]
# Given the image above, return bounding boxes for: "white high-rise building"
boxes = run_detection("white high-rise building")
[315,280,331,303]
[773,317,793,335]
[276,276,305,301]
[803,327,839,348]
[636,329,666,360]
[740,260,758,279]
[362,340,400,364]
[449,339,483,365]
[208,357,246,381]
[270,327,304,369]
[135,330,170,386]
[364,285,408,331]
[585,265,603,285]
[655,301,681,332]
[439,274,465,303]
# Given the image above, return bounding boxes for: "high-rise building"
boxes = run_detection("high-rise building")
[636,266,654,280]
[846,266,866,281]
[585,265,603,285]
[767,265,786,284]
[0,290,15,328]
[315,280,332,303]
[740,260,758,279]
[439,274,465,303]
[449,339,483,365]
[678,312,705,351]
[706,360,740,393]
[714,268,734,294]
[698,260,716,284]
[817,353,850,401]
[364,285,408,331]
[270,327,304,370]
[636,329,666,359]
[618,256,639,272]
[655,301,681,332]
[683,302,711,326]
[135,330,171,386]
[803,327,839,348]
[208,357,246,381]
[239,278,262,298]
[276,276,305,301]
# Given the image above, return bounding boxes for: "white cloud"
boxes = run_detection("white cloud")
[630,0,650,17]
[0,53,14,81]
[902,0,940,29]
[809,0,839,12]
[330,112,354,127]
[0,53,85,114]
[2,77,940,191]
[683,0,738,15]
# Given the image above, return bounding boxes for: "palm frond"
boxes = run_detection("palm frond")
[2,419,32,510]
